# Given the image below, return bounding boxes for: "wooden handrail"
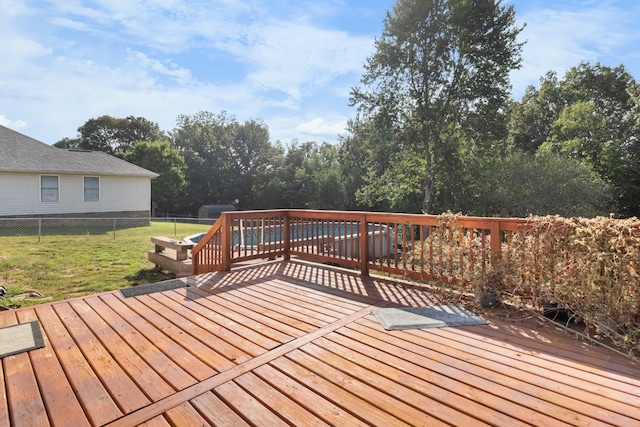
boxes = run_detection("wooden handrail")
[191,209,532,279]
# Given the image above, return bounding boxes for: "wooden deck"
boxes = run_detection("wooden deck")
[1,260,639,426]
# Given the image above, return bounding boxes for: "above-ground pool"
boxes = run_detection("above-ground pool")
[184,222,396,258]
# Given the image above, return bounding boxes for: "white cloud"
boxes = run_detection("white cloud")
[510,2,640,96]
[0,115,27,130]
[295,117,347,136]
[238,21,373,103]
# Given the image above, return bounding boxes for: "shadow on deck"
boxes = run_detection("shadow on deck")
[1,260,638,426]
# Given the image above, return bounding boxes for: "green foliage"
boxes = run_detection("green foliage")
[171,111,284,213]
[76,115,165,157]
[123,141,187,214]
[280,141,348,209]
[476,151,612,217]
[349,0,524,213]
[509,62,640,217]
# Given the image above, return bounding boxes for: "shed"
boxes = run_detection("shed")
[198,204,236,219]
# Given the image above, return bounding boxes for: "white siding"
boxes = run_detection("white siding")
[0,172,151,216]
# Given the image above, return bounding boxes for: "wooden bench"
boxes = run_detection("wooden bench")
[150,236,193,261]
[149,236,195,276]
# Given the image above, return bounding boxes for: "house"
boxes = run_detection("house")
[0,125,158,220]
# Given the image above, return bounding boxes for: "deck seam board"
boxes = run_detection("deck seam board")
[394,319,640,409]
[81,295,198,391]
[103,300,389,427]
[145,290,265,358]
[115,292,245,370]
[66,298,177,402]
[347,319,637,426]
[97,293,215,382]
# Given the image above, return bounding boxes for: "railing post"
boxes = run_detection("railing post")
[221,213,231,271]
[359,213,369,276]
[490,220,502,268]
[283,211,291,261]
[192,251,199,275]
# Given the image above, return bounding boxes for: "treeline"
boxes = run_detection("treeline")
[54,61,640,218]
[55,1,640,218]
[54,111,352,215]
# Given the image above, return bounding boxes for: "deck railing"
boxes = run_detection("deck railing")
[191,209,531,283]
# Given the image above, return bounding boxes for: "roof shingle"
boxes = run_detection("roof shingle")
[0,125,158,177]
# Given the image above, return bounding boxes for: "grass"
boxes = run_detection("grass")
[0,222,212,309]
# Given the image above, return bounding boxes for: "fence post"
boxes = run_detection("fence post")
[174,218,177,238]
[38,218,41,243]
[113,219,116,240]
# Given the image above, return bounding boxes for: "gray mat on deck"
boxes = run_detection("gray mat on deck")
[0,321,45,358]
[120,279,188,298]
[372,305,487,330]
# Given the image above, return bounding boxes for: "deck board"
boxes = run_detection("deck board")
[52,302,152,414]
[190,391,251,427]
[66,298,176,402]
[0,260,638,427]
[159,288,284,353]
[39,304,124,426]
[16,309,91,427]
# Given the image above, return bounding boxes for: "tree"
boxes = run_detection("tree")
[53,136,82,149]
[507,71,563,152]
[479,151,612,217]
[512,62,640,216]
[123,141,187,215]
[171,111,283,213]
[349,0,524,213]
[77,115,165,157]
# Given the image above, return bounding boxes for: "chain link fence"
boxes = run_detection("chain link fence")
[0,217,217,242]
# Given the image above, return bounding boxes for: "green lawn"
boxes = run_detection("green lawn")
[0,222,212,308]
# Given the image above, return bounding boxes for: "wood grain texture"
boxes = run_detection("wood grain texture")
[0,259,637,427]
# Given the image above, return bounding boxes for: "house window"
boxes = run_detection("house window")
[84,177,100,202]
[40,175,59,202]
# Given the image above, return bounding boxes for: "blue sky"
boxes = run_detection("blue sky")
[1,0,639,145]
